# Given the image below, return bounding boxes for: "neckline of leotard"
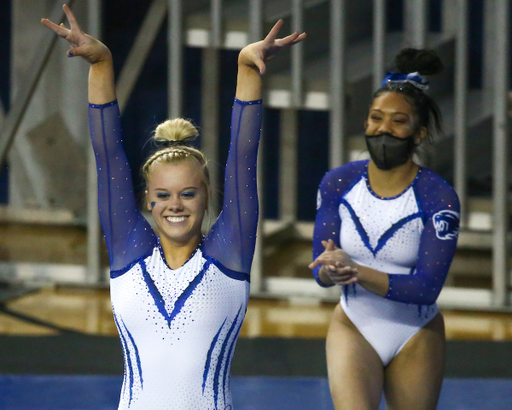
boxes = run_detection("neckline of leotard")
[363,161,422,201]
[156,235,205,271]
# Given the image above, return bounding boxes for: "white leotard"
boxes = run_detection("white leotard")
[89,98,262,409]
[313,160,459,365]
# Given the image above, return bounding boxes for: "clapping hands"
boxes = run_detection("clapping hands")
[309,239,358,286]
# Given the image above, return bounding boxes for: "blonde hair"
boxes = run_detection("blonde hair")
[142,118,211,209]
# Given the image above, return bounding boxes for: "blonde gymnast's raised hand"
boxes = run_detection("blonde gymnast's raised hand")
[41,4,111,65]
[309,239,358,286]
[238,19,306,75]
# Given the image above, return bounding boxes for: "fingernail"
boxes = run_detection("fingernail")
[68,51,73,57]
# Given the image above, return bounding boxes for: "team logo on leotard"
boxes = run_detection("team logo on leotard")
[433,210,459,240]
[316,190,322,210]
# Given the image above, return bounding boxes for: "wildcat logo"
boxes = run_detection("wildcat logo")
[433,210,460,240]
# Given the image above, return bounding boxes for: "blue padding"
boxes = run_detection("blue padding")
[1,375,512,410]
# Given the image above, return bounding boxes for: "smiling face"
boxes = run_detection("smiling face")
[145,160,207,247]
[365,91,426,143]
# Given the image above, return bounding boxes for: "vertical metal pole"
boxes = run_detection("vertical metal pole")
[483,0,497,108]
[330,0,346,168]
[291,0,303,107]
[454,0,468,227]
[249,0,263,294]
[405,0,427,48]
[249,0,263,42]
[277,0,303,227]
[441,0,459,34]
[492,0,510,307]
[211,0,222,47]
[87,0,101,284]
[279,109,298,222]
[168,0,183,119]
[202,0,222,215]
[202,49,220,216]
[373,0,386,91]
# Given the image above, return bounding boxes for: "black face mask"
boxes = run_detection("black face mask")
[365,133,416,170]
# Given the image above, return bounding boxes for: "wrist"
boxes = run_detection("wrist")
[92,49,113,65]
[318,265,334,286]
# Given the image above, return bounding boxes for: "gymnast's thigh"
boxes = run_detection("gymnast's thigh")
[326,303,384,410]
[383,312,445,410]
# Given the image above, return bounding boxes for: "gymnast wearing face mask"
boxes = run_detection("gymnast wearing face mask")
[309,48,460,410]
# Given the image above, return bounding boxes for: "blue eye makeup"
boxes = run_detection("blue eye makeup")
[156,192,170,199]
[181,191,197,198]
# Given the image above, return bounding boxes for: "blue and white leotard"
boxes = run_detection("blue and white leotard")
[313,160,460,365]
[89,98,262,410]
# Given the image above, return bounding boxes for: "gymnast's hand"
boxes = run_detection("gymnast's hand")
[238,19,306,75]
[41,4,111,65]
[309,239,358,286]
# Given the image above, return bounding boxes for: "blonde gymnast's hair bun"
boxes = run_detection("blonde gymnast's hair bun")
[142,118,209,197]
[153,118,199,146]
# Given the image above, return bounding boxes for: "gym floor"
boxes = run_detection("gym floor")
[0,223,511,409]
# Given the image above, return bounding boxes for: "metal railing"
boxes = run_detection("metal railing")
[0,0,509,308]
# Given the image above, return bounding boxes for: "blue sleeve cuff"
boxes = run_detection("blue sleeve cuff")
[234,98,263,106]
[89,100,118,109]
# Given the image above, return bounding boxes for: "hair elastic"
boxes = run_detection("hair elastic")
[154,139,187,149]
[381,71,429,91]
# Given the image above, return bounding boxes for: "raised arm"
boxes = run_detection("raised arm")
[42,5,154,273]
[203,21,306,274]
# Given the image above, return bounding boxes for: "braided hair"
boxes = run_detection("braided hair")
[142,118,211,208]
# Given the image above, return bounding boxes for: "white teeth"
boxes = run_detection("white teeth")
[166,216,186,223]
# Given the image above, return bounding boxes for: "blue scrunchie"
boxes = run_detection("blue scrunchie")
[381,71,429,90]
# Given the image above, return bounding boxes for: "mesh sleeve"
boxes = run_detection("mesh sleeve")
[203,99,262,274]
[89,101,155,273]
[386,174,460,305]
[312,170,342,287]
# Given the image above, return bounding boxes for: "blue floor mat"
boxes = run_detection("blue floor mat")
[0,375,511,409]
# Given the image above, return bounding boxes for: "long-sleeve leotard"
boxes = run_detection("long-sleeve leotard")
[88,98,262,410]
[88,98,261,275]
[313,160,460,306]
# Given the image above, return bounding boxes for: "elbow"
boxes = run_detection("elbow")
[416,293,438,306]
[413,284,442,306]
[418,277,443,305]
[386,276,442,305]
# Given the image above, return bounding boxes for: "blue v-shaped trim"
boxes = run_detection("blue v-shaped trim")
[140,257,212,328]
[341,198,422,256]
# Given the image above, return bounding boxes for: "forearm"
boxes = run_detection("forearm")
[235,63,262,101]
[88,54,116,104]
[355,265,389,298]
